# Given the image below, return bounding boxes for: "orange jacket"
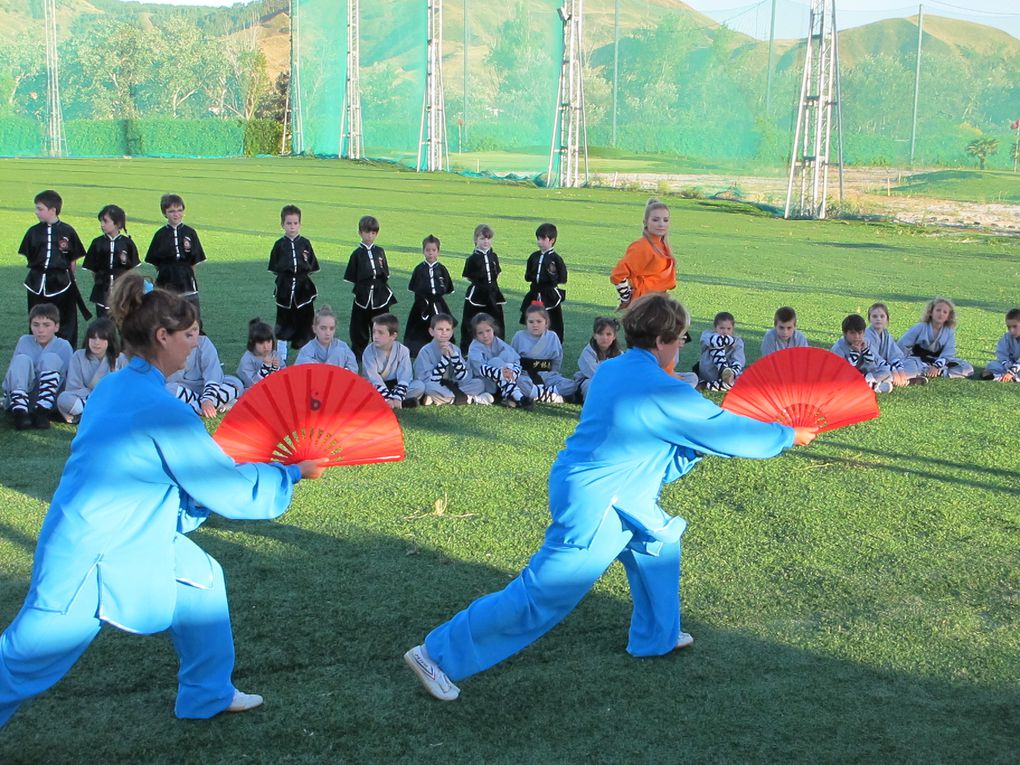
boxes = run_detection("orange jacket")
[610,235,676,299]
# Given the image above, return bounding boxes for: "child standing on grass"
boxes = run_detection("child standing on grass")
[295,305,359,373]
[345,215,396,359]
[460,224,506,352]
[468,313,530,409]
[268,205,319,363]
[982,307,1020,382]
[761,306,808,356]
[414,314,491,406]
[832,314,894,393]
[20,190,87,348]
[145,194,206,314]
[405,234,454,357]
[511,304,577,403]
[3,303,73,430]
[865,303,927,387]
[697,311,745,391]
[520,222,568,341]
[362,313,425,409]
[56,318,120,424]
[610,198,675,310]
[83,204,140,319]
[898,297,974,379]
[574,316,623,400]
[236,319,282,391]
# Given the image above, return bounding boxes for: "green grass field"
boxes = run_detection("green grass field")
[893,169,1020,204]
[0,158,1017,763]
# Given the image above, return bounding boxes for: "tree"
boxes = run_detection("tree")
[965,136,998,170]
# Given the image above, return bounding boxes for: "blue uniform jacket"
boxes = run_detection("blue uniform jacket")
[25,356,300,634]
[547,348,793,552]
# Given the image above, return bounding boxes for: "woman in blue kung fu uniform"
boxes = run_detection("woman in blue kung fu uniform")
[0,271,325,729]
[405,292,817,701]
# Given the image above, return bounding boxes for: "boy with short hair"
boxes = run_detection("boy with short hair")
[413,314,491,405]
[363,313,425,409]
[831,314,894,393]
[697,311,745,391]
[761,306,808,356]
[3,303,74,430]
[520,222,568,341]
[269,204,320,362]
[345,215,396,359]
[983,307,1020,382]
[19,190,87,348]
[405,234,454,357]
[144,193,206,313]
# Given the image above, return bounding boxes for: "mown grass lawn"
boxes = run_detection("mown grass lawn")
[0,158,1017,764]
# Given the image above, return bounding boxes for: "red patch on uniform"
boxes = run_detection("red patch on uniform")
[58,237,70,253]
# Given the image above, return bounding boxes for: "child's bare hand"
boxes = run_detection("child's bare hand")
[999,372,1014,382]
[924,365,941,378]
[200,400,218,418]
[501,368,514,381]
[793,426,817,447]
[387,398,402,410]
[297,458,328,480]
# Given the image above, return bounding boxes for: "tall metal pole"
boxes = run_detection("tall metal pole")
[909,5,923,167]
[548,1,589,188]
[463,0,468,149]
[289,0,304,155]
[340,0,363,159]
[765,0,777,115]
[612,0,619,147]
[417,0,449,172]
[43,0,65,157]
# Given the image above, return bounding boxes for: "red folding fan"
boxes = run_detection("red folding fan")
[721,346,879,433]
[214,365,405,467]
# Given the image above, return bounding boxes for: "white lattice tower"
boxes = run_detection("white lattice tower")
[340,0,363,159]
[288,0,305,155]
[548,1,589,188]
[784,0,844,219]
[417,0,449,172]
[44,0,66,157]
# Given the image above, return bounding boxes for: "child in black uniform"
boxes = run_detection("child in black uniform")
[144,193,206,313]
[460,223,506,352]
[19,190,87,348]
[405,234,454,357]
[83,204,140,318]
[344,215,396,359]
[520,222,568,341]
[268,204,319,363]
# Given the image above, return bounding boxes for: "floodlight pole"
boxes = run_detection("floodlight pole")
[417,0,450,172]
[289,0,304,155]
[43,0,66,158]
[547,0,589,188]
[784,0,843,219]
[340,0,364,159]
[909,5,923,167]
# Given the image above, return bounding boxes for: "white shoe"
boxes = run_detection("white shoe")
[404,645,459,701]
[873,380,894,394]
[225,690,264,712]
[676,631,694,650]
[421,395,435,406]
[721,367,735,385]
[472,392,494,405]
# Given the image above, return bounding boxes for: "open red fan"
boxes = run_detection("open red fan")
[721,346,879,433]
[214,365,404,467]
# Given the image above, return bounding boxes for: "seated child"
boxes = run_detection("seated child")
[468,313,530,409]
[698,311,745,391]
[983,307,1020,382]
[362,313,425,409]
[57,317,120,424]
[511,304,578,403]
[294,305,359,373]
[897,297,974,379]
[831,314,894,393]
[236,318,283,391]
[165,331,242,418]
[405,234,454,357]
[574,316,623,400]
[3,303,74,430]
[761,306,808,356]
[865,302,926,386]
[413,314,491,406]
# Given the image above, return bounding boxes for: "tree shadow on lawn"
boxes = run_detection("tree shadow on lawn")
[0,519,1015,764]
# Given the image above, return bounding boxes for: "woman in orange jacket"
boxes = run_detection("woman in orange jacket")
[610,198,675,309]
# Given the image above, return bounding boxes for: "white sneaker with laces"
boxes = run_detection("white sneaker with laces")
[225,690,264,712]
[473,392,494,405]
[404,644,460,701]
[676,631,694,650]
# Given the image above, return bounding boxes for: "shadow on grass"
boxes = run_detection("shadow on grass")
[0,517,1016,763]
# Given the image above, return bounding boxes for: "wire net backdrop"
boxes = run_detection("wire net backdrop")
[1,0,1017,173]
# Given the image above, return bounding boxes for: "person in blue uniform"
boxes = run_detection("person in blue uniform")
[404,293,816,701]
[0,272,325,729]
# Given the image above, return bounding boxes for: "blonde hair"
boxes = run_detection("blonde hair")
[642,198,670,239]
[313,304,337,325]
[920,297,957,328]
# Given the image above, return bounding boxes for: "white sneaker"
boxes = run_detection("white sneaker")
[721,367,735,385]
[404,645,459,701]
[676,631,694,650]
[472,392,494,405]
[421,395,434,406]
[225,690,264,712]
[873,380,894,394]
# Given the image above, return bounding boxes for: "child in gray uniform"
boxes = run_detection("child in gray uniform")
[865,303,926,386]
[3,303,74,430]
[897,297,974,379]
[761,306,808,357]
[414,314,491,406]
[57,317,120,423]
[236,319,282,390]
[511,304,578,403]
[574,316,623,400]
[294,305,359,372]
[982,307,1020,382]
[166,332,242,418]
[831,314,894,393]
[468,313,530,408]
[362,313,425,409]
[698,311,745,391]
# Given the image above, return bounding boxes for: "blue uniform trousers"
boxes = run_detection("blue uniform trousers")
[0,557,235,727]
[425,510,682,682]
